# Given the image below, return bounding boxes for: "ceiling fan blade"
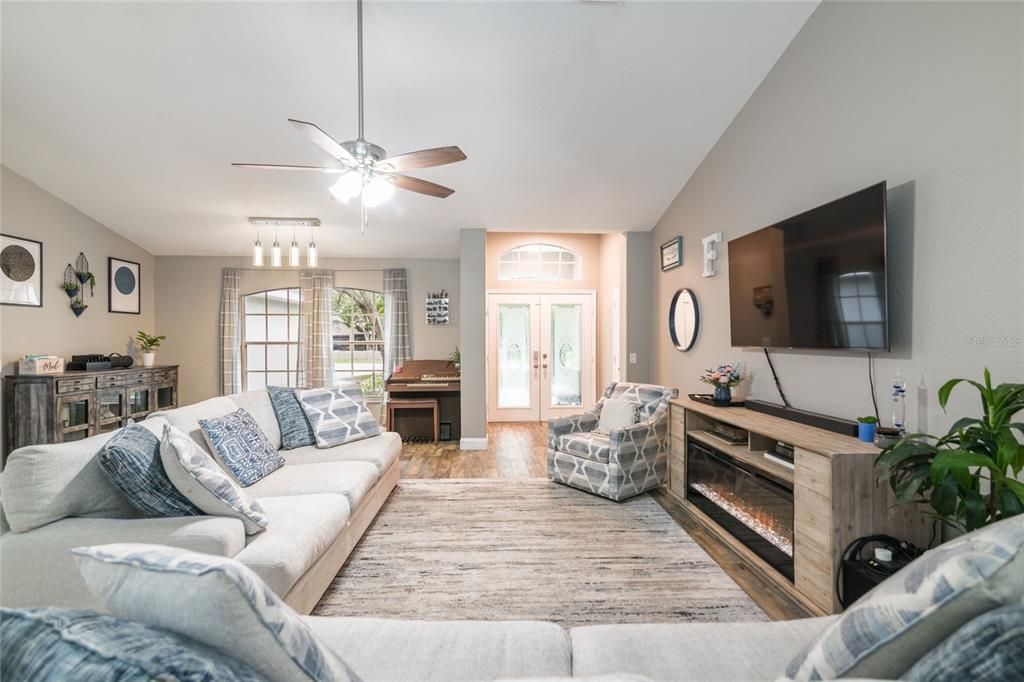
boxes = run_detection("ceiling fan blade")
[377,146,466,173]
[390,174,455,198]
[287,118,357,165]
[232,163,343,173]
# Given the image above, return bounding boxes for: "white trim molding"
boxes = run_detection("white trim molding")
[459,437,489,451]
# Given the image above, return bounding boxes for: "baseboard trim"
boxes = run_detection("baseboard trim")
[459,437,488,451]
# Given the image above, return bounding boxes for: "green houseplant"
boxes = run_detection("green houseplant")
[447,347,461,370]
[136,331,166,368]
[875,369,1024,532]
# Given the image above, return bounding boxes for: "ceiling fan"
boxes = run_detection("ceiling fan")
[232,0,466,233]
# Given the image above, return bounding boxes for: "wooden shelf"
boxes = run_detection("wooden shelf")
[689,430,794,484]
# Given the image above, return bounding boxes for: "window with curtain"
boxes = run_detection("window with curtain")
[243,288,301,390]
[498,243,581,281]
[332,288,384,399]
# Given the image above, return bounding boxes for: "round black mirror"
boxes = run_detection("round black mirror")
[669,288,699,351]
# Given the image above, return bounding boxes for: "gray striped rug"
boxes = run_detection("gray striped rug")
[313,479,767,626]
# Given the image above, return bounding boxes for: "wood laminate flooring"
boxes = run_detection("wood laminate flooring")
[398,421,811,621]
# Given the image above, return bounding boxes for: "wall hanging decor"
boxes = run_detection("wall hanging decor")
[0,233,43,307]
[668,287,700,351]
[74,252,96,297]
[701,232,723,277]
[109,257,141,314]
[64,263,88,317]
[426,290,450,325]
[660,236,682,272]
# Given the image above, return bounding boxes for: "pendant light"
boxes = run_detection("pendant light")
[253,228,264,267]
[308,235,318,267]
[271,228,282,267]
[248,218,320,266]
[289,228,300,267]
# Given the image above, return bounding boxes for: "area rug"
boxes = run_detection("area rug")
[313,479,767,627]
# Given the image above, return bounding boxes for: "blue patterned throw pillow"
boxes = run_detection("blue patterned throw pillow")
[296,382,382,448]
[903,604,1024,681]
[0,607,266,681]
[267,386,316,449]
[199,408,285,486]
[74,543,362,682]
[780,515,1024,681]
[96,420,201,517]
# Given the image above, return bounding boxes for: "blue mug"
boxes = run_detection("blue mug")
[858,422,877,443]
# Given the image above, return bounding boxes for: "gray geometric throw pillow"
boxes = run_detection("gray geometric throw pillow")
[199,408,285,486]
[296,382,381,448]
[902,604,1024,681]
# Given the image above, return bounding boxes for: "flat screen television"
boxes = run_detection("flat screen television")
[728,182,888,351]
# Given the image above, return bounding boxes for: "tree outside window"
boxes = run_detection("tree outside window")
[332,288,385,398]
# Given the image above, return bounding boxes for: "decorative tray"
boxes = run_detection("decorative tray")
[687,393,746,408]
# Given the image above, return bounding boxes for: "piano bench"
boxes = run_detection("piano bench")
[387,398,440,444]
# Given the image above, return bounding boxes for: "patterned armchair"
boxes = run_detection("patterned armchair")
[547,382,678,501]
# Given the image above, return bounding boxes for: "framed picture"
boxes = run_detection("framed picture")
[108,257,141,314]
[660,236,682,272]
[0,233,43,307]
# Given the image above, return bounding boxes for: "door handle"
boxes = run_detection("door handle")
[533,350,540,370]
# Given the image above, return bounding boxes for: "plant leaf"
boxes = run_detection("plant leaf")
[931,474,960,517]
[930,449,997,484]
[963,489,988,531]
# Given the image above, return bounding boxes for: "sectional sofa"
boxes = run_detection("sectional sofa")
[0,389,401,614]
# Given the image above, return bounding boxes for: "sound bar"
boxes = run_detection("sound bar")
[745,399,858,438]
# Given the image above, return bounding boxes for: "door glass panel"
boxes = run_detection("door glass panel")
[550,304,583,407]
[99,393,124,421]
[497,304,531,408]
[156,386,175,409]
[61,398,90,429]
[128,389,150,415]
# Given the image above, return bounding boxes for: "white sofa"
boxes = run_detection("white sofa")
[0,389,401,614]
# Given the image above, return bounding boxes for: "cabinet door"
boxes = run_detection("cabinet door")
[154,383,177,411]
[57,392,95,443]
[127,385,152,418]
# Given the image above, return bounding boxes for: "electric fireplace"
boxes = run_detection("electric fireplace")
[686,438,795,580]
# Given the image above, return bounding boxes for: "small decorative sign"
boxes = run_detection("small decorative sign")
[19,355,65,375]
[660,236,682,272]
[701,232,723,277]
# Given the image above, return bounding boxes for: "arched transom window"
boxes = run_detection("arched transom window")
[498,243,581,281]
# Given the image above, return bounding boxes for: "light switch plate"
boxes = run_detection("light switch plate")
[629,352,637,364]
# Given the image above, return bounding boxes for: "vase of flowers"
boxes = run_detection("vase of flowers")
[700,364,745,405]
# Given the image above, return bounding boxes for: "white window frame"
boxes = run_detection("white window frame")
[498,243,581,282]
[242,288,301,391]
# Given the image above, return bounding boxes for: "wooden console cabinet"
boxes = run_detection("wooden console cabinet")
[3,366,178,462]
[666,397,929,615]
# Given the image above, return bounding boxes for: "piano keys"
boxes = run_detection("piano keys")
[385,359,461,441]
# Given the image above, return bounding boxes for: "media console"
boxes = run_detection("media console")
[665,397,929,615]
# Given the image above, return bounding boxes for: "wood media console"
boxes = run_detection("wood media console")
[665,397,929,615]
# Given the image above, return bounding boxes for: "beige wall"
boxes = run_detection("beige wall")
[597,233,626,392]
[155,255,459,406]
[459,229,487,442]
[650,1,1024,431]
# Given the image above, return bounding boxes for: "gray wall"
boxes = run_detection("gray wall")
[459,229,487,441]
[650,1,1023,432]
[624,231,653,384]
[0,166,156,443]
[155,255,459,406]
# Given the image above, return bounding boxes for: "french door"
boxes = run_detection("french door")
[487,292,596,422]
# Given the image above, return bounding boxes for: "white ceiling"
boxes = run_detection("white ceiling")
[2,1,815,258]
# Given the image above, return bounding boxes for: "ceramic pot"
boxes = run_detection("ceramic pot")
[713,384,732,404]
[141,352,156,367]
[858,422,878,443]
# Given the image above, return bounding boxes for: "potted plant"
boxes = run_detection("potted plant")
[78,271,96,297]
[70,300,88,317]
[136,331,166,367]
[875,369,1024,533]
[857,415,879,443]
[699,363,745,404]
[62,281,80,299]
[447,347,461,371]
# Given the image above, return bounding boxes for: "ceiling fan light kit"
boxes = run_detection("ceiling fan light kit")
[232,0,466,241]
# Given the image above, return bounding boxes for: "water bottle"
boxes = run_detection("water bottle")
[891,369,907,435]
[917,373,928,435]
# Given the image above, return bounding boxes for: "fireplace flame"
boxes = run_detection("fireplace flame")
[690,482,794,556]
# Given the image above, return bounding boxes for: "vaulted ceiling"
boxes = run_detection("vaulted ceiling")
[2,1,815,257]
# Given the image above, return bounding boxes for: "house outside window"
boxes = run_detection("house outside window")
[242,288,300,390]
[332,288,384,399]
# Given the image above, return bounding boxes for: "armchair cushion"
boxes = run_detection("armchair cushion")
[556,432,612,464]
[597,398,638,434]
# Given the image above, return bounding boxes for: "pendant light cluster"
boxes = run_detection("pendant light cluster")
[249,218,319,268]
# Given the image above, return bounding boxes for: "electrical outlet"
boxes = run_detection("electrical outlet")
[629,352,637,364]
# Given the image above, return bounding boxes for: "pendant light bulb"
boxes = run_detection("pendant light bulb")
[307,239,318,267]
[289,229,299,267]
[330,171,363,203]
[362,175,395,208]
[253,229,264,267]
[271,228,281,267]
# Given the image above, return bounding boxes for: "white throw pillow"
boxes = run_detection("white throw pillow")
[73,543,360,682]
[597,398,638,434]
[159,424,268,535]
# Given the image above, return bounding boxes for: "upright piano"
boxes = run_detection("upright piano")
[385,359,461,442]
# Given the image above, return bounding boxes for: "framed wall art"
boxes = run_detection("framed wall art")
[660,236,682,272]
[0,233,43,307]
[109,257,141,314]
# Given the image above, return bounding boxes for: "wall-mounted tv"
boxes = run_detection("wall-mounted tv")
[728,182,888,351]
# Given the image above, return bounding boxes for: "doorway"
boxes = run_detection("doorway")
[486,292,596,422]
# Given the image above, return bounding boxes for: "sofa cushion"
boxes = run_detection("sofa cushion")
[234,494,351,596]
[902,604,1024,681]
[306,616,572,681]
[0,608,265,682]
[244,461,379,509]
[96,420,202,517]
[199,408,285,486]
[597,398,638,434]
[0,515,245,610]
[0,417,170,533]
[283,431,401,475]
[151,396,238,455]
[782,515,1024,681]
[570,617,838,682]
[267,385,316,449]
[159,424,268,535]
[230,389,285,451]
[556,432,612,464]
[73,543,360,682]
[297,382,381,448]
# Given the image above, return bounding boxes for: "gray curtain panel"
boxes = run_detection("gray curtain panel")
[383,268,411,378]
[298,269,336,389]
[219,268,241,395]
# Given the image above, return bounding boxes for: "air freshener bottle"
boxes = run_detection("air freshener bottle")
[891,369,907,435]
